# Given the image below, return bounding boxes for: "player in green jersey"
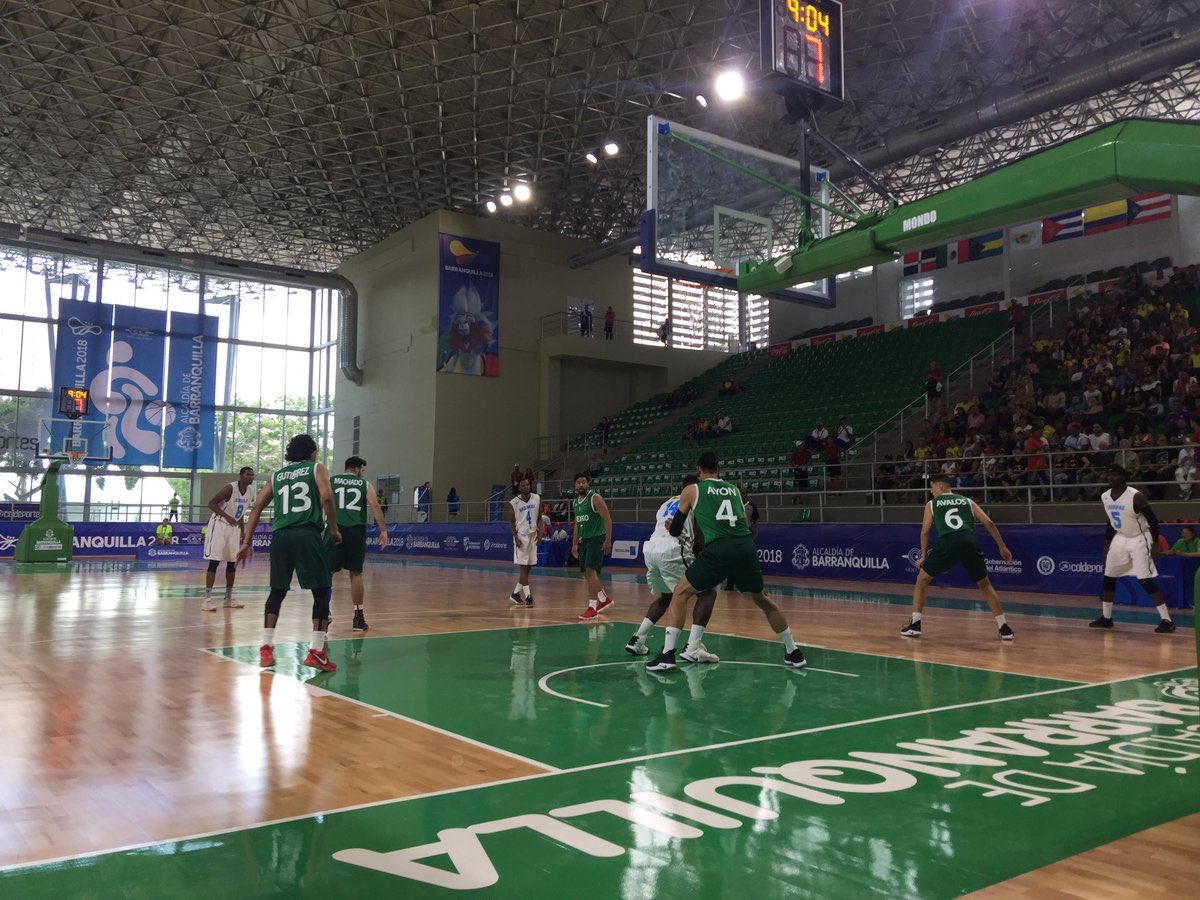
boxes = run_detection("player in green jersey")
[572,472,614,619]
[327,455,389,632]
[901,474,1015,641]
[238,434,343,672]
[646,451,806,671]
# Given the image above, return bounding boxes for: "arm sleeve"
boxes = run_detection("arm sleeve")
[1141,504,1160,541]
[668,513,686,538]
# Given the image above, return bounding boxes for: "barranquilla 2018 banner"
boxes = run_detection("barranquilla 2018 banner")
[436,233,500,376]
[52,300,220,468]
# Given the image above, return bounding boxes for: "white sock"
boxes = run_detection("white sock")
[911,611,923,623]
[521,584,531,598]
[262,627,275,647]
[1155,603,1171,622]
[205,587,212,599]
[588,597,598,609]
[995,614,1007,627]
[513,582,522,595]
[597,589,608,604]
[663,626,681,652]
[311,631,326,652]
[225,587,233,599]
[777,627,797,653]
[354,604,362,612]
[688,624,706,648]
[635,617,654,639]
[1102,601,1114,618]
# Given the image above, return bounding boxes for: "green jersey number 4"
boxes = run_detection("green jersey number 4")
[716,499,739,526]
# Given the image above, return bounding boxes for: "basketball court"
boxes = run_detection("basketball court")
[0,557,1194,896]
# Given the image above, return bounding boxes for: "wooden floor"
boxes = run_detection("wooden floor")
[1,556,1195,896]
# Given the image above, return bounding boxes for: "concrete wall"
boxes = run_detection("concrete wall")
[335,211,728,507]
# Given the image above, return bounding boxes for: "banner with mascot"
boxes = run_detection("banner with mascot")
[437,233,500,376]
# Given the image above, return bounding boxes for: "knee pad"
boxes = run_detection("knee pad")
[265,588,287,616]
[1101,576,1117,592]
[206,560,220,573]
[1138,578,1159,594]
[225,562,237,575]
[311,588,332,621]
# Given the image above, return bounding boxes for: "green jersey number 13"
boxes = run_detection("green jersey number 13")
[280,481,312,515]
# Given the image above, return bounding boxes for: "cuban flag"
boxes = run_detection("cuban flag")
[1127,193,1171,226]
[1042,210,1083,243]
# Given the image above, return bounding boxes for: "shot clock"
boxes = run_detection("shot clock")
[58,386,91,420]
[761,0,845,104]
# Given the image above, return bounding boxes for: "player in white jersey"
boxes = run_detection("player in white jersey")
[506,478,540,606]
[624,474,720,663]
[202,466,256,611]
[1090,464,1176,633]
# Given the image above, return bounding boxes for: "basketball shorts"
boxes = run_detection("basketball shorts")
[921,533,988,582]
[1104,533,1157,579]
[327,524,366,574]
[685,536,763,593]
[513,532,538,566]
[577,537,605,573]
[270,524,332,591]
[204,517,242,562]
[643,541,686,595]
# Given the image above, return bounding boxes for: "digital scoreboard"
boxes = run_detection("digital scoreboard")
[761,0,845,104]
[58,386,91,420]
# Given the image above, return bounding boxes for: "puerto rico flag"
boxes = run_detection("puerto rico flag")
[1042,210,1083,243]
[1127,193,1171,226]
[1083,200,1129,236]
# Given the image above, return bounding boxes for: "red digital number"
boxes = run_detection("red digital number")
[804,33,825,86]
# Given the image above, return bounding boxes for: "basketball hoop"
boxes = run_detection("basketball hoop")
[65,449,86,465]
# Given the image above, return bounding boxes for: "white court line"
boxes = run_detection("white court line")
[538,660,858,709]
[201,650,560,774]
[4,663,1192,875]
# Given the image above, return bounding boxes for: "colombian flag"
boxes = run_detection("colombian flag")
[1083,200,1128,236]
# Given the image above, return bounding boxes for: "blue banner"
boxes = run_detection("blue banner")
[51,298,112,455]
[368,522,1196,608]
[0,522,271,558]
[436,233,500,376]
[162,310,219,469]
[100,305,169,465]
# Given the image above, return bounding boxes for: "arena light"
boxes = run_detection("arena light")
[696,94,708,108]
[604,141,619,156]
[485,200,497,213]
[513,183,532,202]
[499,193,513,207]
[714,70,745,102]
[585,152,599,164]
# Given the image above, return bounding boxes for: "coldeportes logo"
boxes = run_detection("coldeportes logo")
[791,544,811,571]
[1037,556,1056,576]
[1059,559,1104,574]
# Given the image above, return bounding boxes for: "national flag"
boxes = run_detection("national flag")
[1082,200,1128,236]
[968,229,1004,261]
[1042,210,1083,243]
[1127,192,1171,226]
[1009,222,1041,250]
[902,246,945,276]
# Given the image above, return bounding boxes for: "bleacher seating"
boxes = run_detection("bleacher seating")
[593,313,1009,496]
[566,348,763,453]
